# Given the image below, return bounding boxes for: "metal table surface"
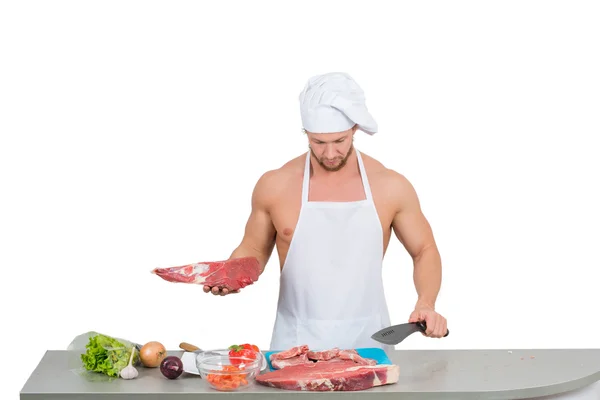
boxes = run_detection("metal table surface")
[20,348,600,399]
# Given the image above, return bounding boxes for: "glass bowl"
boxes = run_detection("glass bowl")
[195,349,262,391]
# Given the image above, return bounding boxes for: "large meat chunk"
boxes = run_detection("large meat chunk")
[151,257,260,291]
[256,360,400,391]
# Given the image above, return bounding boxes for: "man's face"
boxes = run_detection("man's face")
[306,127,356,172]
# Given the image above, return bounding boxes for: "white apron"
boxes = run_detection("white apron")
[269,149,393,353]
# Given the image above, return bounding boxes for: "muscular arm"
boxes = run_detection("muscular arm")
[229,171,278,275]
[390,172,442,309]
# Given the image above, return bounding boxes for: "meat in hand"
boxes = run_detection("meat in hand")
[151,256,260,291]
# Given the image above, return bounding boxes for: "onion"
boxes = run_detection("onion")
[139,341,167,368]
[160,356,183,379]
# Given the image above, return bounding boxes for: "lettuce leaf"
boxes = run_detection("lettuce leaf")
[80,333,138,377]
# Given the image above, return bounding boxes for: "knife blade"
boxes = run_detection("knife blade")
[370,321,449,345]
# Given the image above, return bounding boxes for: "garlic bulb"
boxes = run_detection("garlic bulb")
[120,346,139,379]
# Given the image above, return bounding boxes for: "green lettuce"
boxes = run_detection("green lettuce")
[80,333,138,377]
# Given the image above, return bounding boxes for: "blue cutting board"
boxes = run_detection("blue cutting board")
[264,348,392,371]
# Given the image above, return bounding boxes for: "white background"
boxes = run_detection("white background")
[1,1,599,398]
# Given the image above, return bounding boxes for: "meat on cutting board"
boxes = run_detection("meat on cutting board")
[269,345,309,361]
[307,348,340,361]
[151,256,260,291]
[256,360,400,391]
[272,353,312,369]
[338,349,377,365]
[269,345,377,370]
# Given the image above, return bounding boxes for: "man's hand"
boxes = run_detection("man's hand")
[203,285,240,296]
[408,305,448,338]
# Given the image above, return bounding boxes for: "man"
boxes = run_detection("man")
[204,72,448,351]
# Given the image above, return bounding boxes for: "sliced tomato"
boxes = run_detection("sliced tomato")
[241,343,260,352]
[228,344,257,366]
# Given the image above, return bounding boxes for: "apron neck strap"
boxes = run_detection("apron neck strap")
[302,151,311,204]
[356,150,373,202]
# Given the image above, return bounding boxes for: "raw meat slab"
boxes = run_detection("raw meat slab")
[265,347,392,371]
[256,360,400,391]
[151,256,260,291]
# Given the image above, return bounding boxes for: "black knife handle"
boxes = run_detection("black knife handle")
[416,321,450,337]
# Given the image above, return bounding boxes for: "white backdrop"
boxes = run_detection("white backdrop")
[1,1,599,399]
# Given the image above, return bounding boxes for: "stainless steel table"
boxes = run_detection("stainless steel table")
[20,348,600,399]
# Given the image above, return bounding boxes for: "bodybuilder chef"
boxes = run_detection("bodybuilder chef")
[204,72,448,352]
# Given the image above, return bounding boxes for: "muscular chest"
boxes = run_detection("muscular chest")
[269,174,396,253]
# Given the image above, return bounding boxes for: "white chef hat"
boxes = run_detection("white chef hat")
[299,72,378,135]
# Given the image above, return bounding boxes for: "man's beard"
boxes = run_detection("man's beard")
[309,144,354,172]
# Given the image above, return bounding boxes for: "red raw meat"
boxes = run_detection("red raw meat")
[307,348,340,361]
[270,346,377,370]
[338,349,377,365]
[151,257,260,291]
[269,345,309,361]
[317,358,346,363]
[272,353,312,370]
[256,360,400,391]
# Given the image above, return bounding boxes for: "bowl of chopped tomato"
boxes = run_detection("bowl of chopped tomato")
[196,349,262,391]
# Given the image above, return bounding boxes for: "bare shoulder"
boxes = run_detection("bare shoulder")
[360,152,419,212]
[252,153,305,208]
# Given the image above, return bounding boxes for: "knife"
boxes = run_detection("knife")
[371,321,449,345]
[179,342,203,353]
[179,342,227,359]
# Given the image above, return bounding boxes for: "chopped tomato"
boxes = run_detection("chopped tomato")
[206,365,249,391]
